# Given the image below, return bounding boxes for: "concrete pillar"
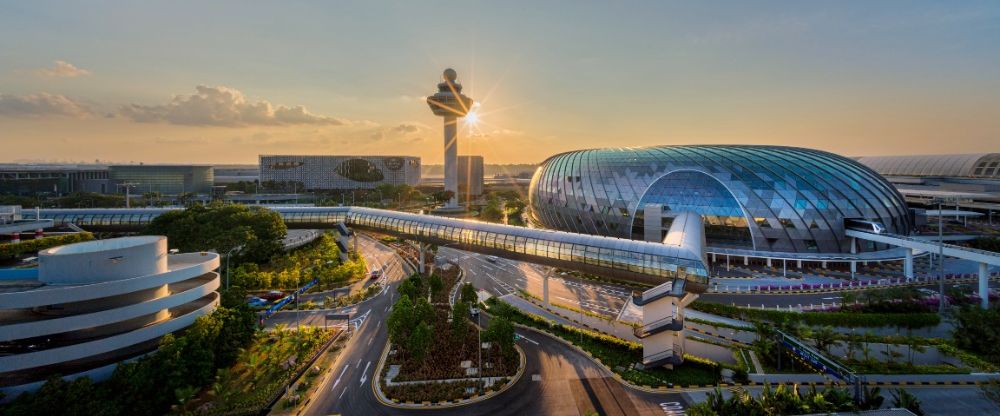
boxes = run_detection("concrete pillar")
[904,249,914,280]
[726,255,730,271]
[796,260,802,269]
[419,242,425,274]
[443,116,459,208]
[850,261,856,279]
[543,267,553,306]
[782,259,787,278]
[766,258,772,268]
[979,262,989,309]
[744,256,748,266]
[712,252,717,263]
[822,261,827,269]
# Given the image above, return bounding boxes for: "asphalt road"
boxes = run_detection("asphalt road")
[301,237,691,416]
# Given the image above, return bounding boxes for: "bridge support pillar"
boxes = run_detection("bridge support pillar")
[542,267,553,307]
[850,237,857,280]
[743,256,748,266]
[904,249,914,280]
[766,258,772,268]
[979,262,989,309]
[796,260,802,269]
[419,242,426,275]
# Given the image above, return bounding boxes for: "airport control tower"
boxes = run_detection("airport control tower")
[427,68,474,212]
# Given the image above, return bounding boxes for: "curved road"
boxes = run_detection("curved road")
[301,236,691,416]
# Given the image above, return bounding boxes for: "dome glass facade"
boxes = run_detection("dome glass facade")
[529,145,911,253]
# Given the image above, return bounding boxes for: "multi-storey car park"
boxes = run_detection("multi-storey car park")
[0,236,220,398]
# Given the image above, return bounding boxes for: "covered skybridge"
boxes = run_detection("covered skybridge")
[30,206,710,289]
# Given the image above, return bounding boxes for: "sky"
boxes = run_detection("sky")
[1,1,999,165]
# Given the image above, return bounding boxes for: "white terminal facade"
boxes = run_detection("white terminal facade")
[0,236,219,398]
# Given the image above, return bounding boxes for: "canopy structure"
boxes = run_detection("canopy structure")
[856,153,1000,179]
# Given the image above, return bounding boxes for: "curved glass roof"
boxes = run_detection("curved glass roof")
[856,153,1000,178]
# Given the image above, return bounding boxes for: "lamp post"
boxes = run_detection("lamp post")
[931,198,948,314]
[224,246,243,290]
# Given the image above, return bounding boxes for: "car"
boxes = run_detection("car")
[485,256,498,263]
[246,296,269,308]
[916,288,938,297]
[260,290,286,301]
[470,307,480,318]
[370,269,382,279]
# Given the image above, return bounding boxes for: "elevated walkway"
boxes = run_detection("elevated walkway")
[847,229,1000,308]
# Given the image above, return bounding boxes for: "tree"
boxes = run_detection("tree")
[429,274,444,294]
[953,305,1000,363]
[387,295,415,346]
[397,278,419,300]
[484,316,515,356]
[480,198,504,222]
[409,321,434,361]
[413,297,436,325]
[143,203,287,264]
[811,325,838,355]
[461,283,478,304]
[451,301,470,343]
[891,389,924,416]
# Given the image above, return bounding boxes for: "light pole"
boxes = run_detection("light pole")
[931,198,948,314]
[224,246,242,290]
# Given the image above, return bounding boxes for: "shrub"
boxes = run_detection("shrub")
[690,301,940,329]
[0,232,94,260]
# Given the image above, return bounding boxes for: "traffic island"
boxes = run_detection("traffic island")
[372,342,525,408]
[371,269,525,408]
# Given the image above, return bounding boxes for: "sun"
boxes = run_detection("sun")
[465,111,479,125]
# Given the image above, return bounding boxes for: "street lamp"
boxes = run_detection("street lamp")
[224,246,243,290]
[930,198,949,314]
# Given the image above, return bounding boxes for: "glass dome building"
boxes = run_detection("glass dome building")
[528,145,911,254]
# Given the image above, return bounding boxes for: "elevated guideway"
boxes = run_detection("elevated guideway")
[847,229,1000,308]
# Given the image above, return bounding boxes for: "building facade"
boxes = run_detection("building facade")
[259,155,420,190]
[0,165,110,196]
[0,236,219,398]
[458,155,484,196]
[109,165,214,195]
[529,145,911,254]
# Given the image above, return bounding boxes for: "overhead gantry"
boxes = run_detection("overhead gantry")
[31,206,710,367]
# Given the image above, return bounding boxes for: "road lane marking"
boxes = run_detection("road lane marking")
[331,365,348,391]
[356,358,362,368]
[338,389,346,399]
[360,361,371,386]
[516,333,540,345]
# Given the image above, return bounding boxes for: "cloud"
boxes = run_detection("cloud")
[35,60,91,78]
[392,123,421,134]
[119,85,349,127]
[0,92,93,117]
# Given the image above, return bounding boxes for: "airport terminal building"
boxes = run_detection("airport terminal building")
[529,145,912,256]
[259,155,420,190]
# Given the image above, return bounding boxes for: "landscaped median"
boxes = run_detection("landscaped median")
[372,270,525,407]
[372,341,525,408]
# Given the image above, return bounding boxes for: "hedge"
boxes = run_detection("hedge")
[0,232,94,260]
[691,301,940,329]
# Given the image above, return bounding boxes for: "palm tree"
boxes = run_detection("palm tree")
[891,389,925,415]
